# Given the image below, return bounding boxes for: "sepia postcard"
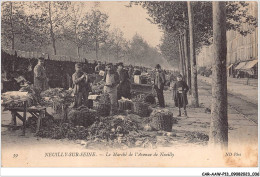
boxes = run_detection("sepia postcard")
[1,0,259,170]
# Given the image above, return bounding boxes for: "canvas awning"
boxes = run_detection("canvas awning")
[241,60,258,70]
[227,64,233,70]
[235,61,247,70]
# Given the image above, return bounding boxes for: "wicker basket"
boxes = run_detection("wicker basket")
[118,100,133,111]
[93,102,110,117]
[151,112,173,132]
[133,101,149,117]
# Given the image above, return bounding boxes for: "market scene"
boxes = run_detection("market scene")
[1,1,258,164]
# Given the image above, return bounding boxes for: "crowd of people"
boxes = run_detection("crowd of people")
[32,57,189,117]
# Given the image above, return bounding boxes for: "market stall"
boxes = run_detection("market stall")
[1,91,48,135]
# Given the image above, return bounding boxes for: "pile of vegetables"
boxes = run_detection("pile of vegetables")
[91,80,105,94]
[40,88,74,107]
[1,91,35,108]
[36,119,89,140]
[68,106,97,127]
[87,115,141,141]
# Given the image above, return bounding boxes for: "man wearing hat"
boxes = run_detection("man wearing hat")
[153,64,166,107]
[72,63,90,108]
[117,62,131,100]
[34,57,48,93]
[103,63,120,115]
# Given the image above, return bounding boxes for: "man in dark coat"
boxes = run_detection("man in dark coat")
[153,64,166,107]
[117,62,131,100]
[72,63,90,108]
[173,74,189,117]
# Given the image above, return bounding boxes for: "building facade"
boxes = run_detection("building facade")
[197,2,258,68]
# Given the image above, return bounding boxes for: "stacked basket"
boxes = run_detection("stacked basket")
[93,93,111,117]
[150,109,173,132]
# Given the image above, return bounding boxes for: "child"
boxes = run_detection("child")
[173,74,189,117]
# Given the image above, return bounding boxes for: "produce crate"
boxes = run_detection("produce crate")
[133,102,149,117]
[118,100,133,111]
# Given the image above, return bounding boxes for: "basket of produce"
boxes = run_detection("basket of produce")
[133,93,156,105]
[93,102,111,117]
[93,93,111,117]
[132,101,150,117]
[150,108,173,132]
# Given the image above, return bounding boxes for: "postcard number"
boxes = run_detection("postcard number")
[13,154,18,158]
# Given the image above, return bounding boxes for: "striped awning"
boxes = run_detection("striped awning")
[235,61,248,70]
[241,60,258,70]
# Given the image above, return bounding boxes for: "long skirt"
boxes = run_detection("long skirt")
[104,86,118,114]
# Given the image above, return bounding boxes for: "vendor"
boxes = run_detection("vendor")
[95,61,103,74]
[117,62,131,100]
[72,63,90,108]
[153,64,166,108]
[34,57,48,93]
[103,63,120,115]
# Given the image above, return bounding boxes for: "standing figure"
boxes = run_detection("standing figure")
[34,57,49,93]
[95,61,103,74]
[153,64,166,108]
[117,62,131,100]
[103,63,120,115]
[72,63,90,108]
[173,74,189,117]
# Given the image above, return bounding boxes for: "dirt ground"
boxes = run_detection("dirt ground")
[1,80,258,167]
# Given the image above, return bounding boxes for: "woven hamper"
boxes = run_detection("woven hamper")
[133,102,149,117]
[151,113,173,132]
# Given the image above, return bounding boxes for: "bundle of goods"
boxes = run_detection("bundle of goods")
[1,91,35,108]
[150,108,174,132]
[93,93,111,117]
[68,106,97,127]
[40,88,74,107]
[91,80,105,94]
[118,97,133,111]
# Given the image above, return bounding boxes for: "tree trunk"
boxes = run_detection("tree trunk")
[184,29,191,92]
[48,2,57,55]
[181,34,187,82]
[210,1,228,149]
[10,2,15,50]
[187,1,199,107]
[178,38,184,75]
[95,40,99,60]
[77,46,80,58]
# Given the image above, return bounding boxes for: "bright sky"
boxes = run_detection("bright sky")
[98,1,163,48]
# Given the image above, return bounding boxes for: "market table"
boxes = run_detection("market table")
[5,100,47,135]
